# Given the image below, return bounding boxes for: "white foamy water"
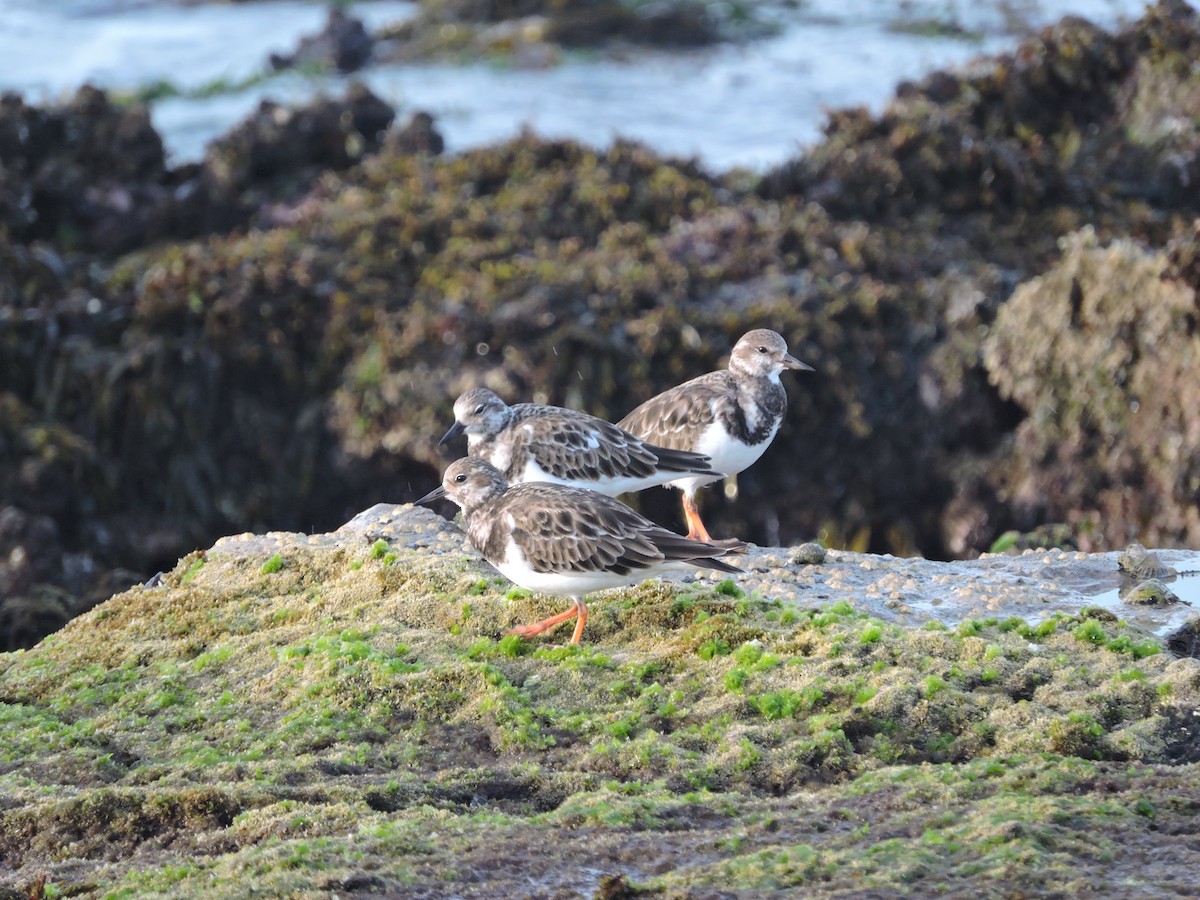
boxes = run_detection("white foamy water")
[0,0,1165,170]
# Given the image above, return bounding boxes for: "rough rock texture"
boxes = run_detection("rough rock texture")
[4,3,1200,652]
[983,230,1200,551]
[1,506,1198,896]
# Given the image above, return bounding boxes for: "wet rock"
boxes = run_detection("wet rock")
[1166,617,1200,658]
[2,526,1198,894]
[1121,579,1181,607]
[269,7,374,74]
[760,2,1200,218]
[545,1,721,48]
[1118,543,1174,579]
[0,83,400,255]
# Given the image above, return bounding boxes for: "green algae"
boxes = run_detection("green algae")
[2,538,1198,895]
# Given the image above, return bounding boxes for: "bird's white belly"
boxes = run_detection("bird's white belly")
[495,541,679,596]
[669,421,778,494]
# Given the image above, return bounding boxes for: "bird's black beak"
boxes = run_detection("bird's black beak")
[438,420,466,447]
[783,354,813,372]
[415,484,446,505]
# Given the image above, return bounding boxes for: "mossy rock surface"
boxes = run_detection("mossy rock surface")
[1,505,1198,896]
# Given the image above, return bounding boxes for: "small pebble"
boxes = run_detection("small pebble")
[790,542,826,566]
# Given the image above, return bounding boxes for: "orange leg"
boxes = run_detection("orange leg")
[505,598,589,644]
[681,492,713,542]
[569,599,589,645]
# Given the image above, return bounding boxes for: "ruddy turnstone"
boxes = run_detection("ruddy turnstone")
[618,329,812,541]
[417,457,747,644]
[439,387,720,496]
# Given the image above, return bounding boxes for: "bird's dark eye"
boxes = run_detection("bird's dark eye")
[473,406,484,415]
[757,346,768,353]
[454,474,467,483]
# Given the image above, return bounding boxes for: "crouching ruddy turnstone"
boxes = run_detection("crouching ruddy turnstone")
[417,457,747,644]
[439,387,720,496]
[618,329,812,542]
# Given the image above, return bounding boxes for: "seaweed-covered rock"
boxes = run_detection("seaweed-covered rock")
[0,83,399,254]
[0,517,1196,894]
[0,86,169,254]
[195,83,395,232]
[761,0,1200,220]
[983,229,1200,551]
[376,0,737,63]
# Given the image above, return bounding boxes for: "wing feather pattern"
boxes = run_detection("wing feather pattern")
[502,483,745,577]
[507,404,714,482]
[617,372,737,450]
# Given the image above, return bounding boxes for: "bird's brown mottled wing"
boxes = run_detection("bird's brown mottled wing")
[503,483,744,576]
[617,371,737,451]
[510,405,715,481]
[511,406,661,482]
[503,483,665,575]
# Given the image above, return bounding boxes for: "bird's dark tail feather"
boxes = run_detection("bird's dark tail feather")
[691,556,744,575]
[648,444,719,475]
[655,533,748,573]
[707,539,748,555]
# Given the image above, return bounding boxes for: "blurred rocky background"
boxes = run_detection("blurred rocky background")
[2,0,1200,648]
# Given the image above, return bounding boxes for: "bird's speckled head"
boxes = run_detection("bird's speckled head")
[423,456,510,513]
[440,388,513,446]
[728,329,812,379]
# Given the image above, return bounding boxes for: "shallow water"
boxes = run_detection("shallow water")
[0,0,1153,170]
[1084,554,1200,638]
[901,549,1200,638]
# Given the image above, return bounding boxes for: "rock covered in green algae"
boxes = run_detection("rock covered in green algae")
[1122,579,1181,607]
[1,509,1199,896]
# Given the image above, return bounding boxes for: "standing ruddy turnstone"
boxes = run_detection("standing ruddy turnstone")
[618,329,812,542]
[417,457,746,644]
[439,387,720,496]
